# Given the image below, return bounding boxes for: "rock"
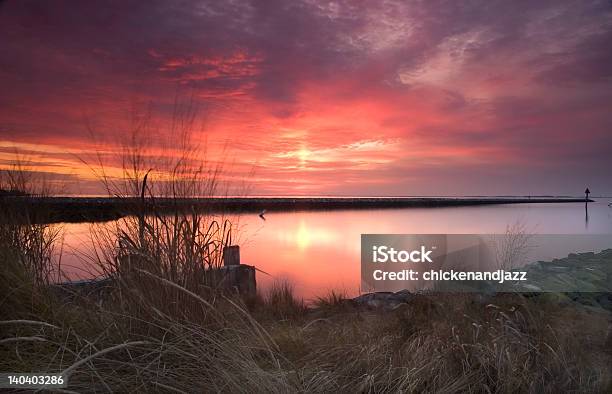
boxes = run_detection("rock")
[537,292,572,305]
[353,291,413,310]
[49,277,114,302]
[520,284,542,292]
[543,266,570,273]
[388,289,414,303]
[595,293,612,310]
[599,249,612,258]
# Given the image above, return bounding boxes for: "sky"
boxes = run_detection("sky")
[1,0,611,196]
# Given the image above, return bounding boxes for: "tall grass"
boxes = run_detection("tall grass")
[294,293,610,392]
[80,97,242,320]
[0,154,64,320]
[2,227,611,392]
[0,272,294,392]
[1,102,610,392]
[491,221,535,271]
[0,150,60,197]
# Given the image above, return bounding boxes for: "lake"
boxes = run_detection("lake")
[58,199,612,300]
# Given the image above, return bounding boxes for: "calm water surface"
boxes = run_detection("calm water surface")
[59,200,612,299]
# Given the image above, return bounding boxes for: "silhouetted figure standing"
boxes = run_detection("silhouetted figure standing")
[585,187,590,202]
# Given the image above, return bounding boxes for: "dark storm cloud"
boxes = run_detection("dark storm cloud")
[2,0,610,106]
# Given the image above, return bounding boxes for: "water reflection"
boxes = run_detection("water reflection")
[275,219,341,251]
[59,200,612,300]
[585,202,589,229]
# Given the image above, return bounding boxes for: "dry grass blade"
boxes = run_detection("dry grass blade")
[62,341,150,378]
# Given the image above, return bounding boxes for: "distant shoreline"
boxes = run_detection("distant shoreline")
[0,196,594,224]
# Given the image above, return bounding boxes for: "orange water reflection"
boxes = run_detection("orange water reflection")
[59,201,612,300]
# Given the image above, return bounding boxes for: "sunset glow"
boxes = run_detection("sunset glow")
[1,1,611,196]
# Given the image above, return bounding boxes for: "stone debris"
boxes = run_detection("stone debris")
[353,249,612,313]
